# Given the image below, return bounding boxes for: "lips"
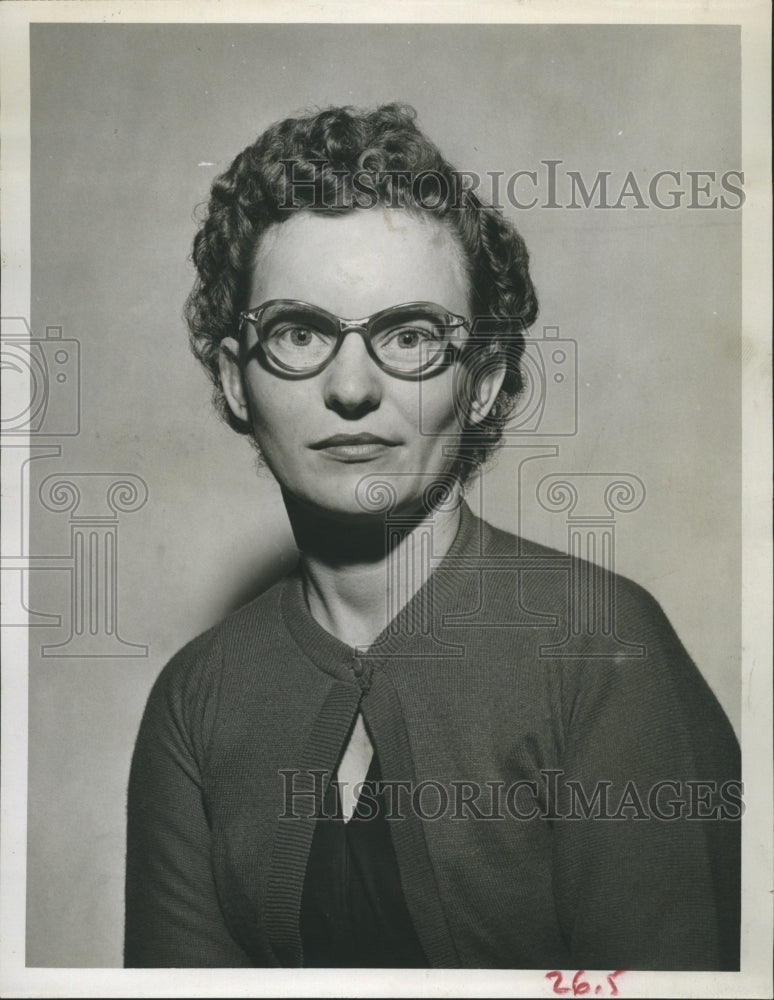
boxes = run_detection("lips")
[310,433,398,449]
[309,433,400,462]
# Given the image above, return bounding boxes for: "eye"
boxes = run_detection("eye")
[289,327,313,347]
[373,316,450,372]
[262,317,335,371]
[396,328,421,349]
[386,324,440,349]
[269,324,324,347]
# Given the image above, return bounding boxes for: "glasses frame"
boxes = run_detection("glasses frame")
[238,299,469,381]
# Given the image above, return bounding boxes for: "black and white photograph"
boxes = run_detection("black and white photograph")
[0,1,771,997]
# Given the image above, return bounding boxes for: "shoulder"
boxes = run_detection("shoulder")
[470,508,560,560]
[471,510,736,747]
[474,509,679,631]
[137,577,290,758]
[157,579,282,683]
[470,509,671,636]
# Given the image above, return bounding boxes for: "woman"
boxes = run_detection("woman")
[125,104,740,970]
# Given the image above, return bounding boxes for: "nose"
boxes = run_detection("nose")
[322,330,383,418]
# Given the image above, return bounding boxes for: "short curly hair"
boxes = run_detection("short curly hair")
[185,103,538,478]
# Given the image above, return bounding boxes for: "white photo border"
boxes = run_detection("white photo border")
[1,1,771,997]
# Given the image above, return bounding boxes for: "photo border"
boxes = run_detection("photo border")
[1,1,771,997]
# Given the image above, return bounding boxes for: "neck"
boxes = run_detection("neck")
[284,490,463,648]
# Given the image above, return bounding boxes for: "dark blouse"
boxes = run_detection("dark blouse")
[300,752,427,967]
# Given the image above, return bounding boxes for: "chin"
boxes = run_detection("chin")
[282,483,387,525]
[283,475,440,526]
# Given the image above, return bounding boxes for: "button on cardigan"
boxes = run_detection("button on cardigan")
[124,503,740,969]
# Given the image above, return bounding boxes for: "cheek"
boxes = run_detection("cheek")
[243,377,305,460]
[412,378,463,439]
[245,373,292,427]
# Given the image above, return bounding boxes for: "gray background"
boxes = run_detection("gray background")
[26,23,740,966]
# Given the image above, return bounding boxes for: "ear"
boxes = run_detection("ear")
[218,337,251,425]
[467,352,507,426]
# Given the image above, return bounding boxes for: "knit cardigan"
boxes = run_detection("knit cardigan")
[124,504,740,969]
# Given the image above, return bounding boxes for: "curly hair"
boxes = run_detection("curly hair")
[185,103,538,478]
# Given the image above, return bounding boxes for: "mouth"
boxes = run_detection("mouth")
[309,433,400,462]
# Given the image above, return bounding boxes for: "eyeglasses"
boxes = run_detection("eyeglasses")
[238,299,469,380]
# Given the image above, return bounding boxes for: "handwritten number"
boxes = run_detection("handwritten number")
[607,970,625,996]
[547,969,625,996]
[572,970,591,995]
[546,971,571,995]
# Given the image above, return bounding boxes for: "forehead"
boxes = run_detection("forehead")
[249,209,471,319]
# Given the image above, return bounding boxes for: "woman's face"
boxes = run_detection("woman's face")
[220,208,500,521]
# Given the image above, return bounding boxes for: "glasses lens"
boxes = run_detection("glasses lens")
[259,303,337,372]
[371,307,452,373]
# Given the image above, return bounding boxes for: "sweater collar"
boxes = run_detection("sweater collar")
[279,500,486,682]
